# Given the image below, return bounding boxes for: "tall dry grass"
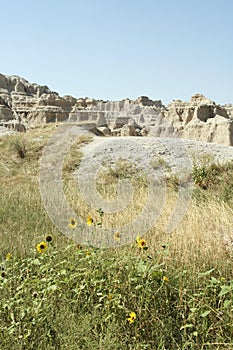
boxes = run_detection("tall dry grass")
[0,129,233,349]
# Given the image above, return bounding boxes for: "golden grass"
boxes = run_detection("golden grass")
[0,128,232,273]
[64,176,233,273]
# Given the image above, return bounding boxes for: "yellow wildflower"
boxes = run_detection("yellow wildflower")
[36,242,47,254]
[86,250,91,256]
[127,311,136,324]
[86,215,94,226]
[136,236,147,249]
[163,276,169,282]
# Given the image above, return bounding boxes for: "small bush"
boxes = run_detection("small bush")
[98,158,138,184]
[10,137,28,158]
[193,161,233,194]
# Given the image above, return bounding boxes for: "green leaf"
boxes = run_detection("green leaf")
[198,268,215,277]
[190,308,198,313]
[8,326,17,335]
[136,261,147,273]
[135,285,143,290]
[32,258,41,265]
[219,285,232,297]
[223,299,231,308]
[163,249,170,256]
[210,277,219,284]
[72,288,79,294]
[47,285,57,292]
[104,314,113,322]
[201,310,211,318]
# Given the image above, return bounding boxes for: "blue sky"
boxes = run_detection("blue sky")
[1,0,233,105]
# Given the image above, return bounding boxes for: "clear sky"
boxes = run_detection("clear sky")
[1,0,233,105]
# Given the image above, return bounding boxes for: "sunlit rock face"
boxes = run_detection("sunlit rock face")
[0,74,232,145]
[164,94,232,146]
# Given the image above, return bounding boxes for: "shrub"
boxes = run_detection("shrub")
[10,137,28,158]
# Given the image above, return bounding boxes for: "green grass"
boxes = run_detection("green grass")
[1,241,233,349]
[0,129,233,349]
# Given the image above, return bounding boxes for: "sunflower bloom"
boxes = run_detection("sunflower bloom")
[127,312,136,324]
[45,235,53,242]
[68,217,77,229]
[36,242,47,254]
[136,236,147,249]
[86,215,94,226]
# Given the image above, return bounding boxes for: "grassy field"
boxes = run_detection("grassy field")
[0,126,233,349]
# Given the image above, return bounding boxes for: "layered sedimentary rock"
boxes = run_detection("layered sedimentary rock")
[69,96,163,128]
[164,94,233,146]
[0,74,232,145]
[0,74,76,130]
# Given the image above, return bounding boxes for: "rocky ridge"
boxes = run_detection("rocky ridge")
[163,94,233,146]
[0,73,232,146]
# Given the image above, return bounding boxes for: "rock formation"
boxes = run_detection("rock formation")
[0,73,76,130]
[0,74,232,146]
[164,94,233,146]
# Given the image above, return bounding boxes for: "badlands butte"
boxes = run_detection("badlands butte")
[0,73,233,152]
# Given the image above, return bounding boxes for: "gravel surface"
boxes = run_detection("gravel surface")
[79,136,233,175]
[1,128,232,173]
